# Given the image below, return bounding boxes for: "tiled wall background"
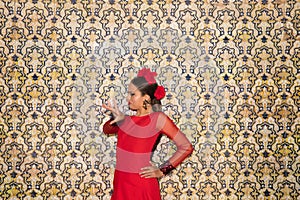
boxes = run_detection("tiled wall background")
[0,0,299,199]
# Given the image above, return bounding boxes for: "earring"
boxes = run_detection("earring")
[143,100,148,110]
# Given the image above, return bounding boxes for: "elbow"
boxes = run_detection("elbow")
[102,126,110,135]
[179,143,194,157]
[102,122,111,134]
[102,120,118,135]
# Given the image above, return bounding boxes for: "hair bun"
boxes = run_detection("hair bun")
[154,86,165,100]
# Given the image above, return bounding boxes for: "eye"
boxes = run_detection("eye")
[128,91,135,96]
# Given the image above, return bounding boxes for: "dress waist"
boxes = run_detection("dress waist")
[116,147,152,173]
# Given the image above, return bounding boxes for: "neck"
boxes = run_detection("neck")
[136,108,153,116]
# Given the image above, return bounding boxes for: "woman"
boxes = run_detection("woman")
[102,68,193,200]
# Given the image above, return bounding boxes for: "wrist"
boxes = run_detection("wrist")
[159,161,175,176]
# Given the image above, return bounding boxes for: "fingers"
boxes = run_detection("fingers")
[139,167,155,178]
[111,98,117,109]
[102,103,111,110]
[140,162,156,171]
[140,164,163,178]
[102,98,125,123]
[139,170,160,178]
[149,161,154,166]
[102,98,118,112]
[102,100,114,109]
[110,118,119,125]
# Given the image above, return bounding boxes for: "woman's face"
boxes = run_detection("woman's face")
[126,83,145,110]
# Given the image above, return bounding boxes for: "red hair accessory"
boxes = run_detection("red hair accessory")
[137,68,157,84]
[154,85,166,100]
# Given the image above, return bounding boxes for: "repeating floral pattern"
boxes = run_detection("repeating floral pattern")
[0,0,299,199]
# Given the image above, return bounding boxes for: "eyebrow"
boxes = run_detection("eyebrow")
[127,88,138,93]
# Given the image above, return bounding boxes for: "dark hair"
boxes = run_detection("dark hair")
[131,76,162,112]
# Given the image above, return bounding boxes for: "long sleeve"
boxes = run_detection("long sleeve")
[156,113,194,168]
[103,119,119,135]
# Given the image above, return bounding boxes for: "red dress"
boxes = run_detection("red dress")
[103,112,193,200]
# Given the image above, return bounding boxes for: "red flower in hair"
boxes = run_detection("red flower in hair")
[154,86,166,100]
[137,68,157,84]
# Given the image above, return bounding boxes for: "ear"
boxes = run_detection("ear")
[143,94,151,102]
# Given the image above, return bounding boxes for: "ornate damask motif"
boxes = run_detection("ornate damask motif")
[0,0,299,199]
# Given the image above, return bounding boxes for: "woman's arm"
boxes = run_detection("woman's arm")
[139,113,193,178]
[157,113,194,175]
[102,98,124,135]
[103,119,119,135]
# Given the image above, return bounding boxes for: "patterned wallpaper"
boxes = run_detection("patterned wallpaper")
[0,0,299,199]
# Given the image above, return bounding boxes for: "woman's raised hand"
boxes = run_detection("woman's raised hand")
[102,98,125,124]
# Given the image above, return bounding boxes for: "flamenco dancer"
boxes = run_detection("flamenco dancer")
[102,68,193,200]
